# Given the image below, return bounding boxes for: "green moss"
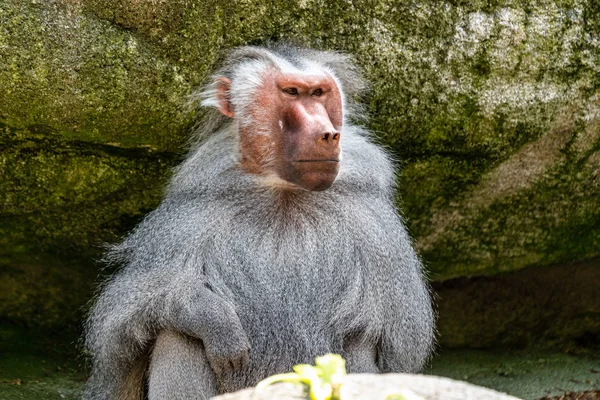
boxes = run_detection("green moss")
[0,128,176,261]
[0,0,196,151]
[0,324,85,400]
[1,0,599,331]
[398,155,490,238]
[426,348,600,400]
[418,148,599,278]
[0,125,178,329]
[0,256,93,331]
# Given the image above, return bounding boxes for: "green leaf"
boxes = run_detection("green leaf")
[256,353,347,400]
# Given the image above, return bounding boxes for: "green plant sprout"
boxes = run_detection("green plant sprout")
[256,354,426,400]
[256,353,346,400]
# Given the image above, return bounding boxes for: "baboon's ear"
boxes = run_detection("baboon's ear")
[215,77,235,118]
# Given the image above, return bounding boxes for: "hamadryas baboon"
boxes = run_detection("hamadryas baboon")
[84,44,435,400]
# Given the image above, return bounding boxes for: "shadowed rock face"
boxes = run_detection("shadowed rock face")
[434,258,600,353]
[0,0,598,346]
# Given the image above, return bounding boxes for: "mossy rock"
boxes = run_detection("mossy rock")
[0,0,598,344]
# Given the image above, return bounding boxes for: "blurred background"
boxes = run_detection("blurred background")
[0,0,598,399]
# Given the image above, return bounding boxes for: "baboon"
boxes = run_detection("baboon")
[84,45,434,400]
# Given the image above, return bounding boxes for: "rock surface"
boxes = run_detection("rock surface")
[213,374,522,400]
[1,0,598,346]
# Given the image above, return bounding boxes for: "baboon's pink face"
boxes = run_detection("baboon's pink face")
[216,69,343,191]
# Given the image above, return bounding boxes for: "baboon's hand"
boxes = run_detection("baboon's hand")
[170,288,251,374]
[204,326,251,375]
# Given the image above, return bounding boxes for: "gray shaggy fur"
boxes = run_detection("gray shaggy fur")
[83,45,434,400]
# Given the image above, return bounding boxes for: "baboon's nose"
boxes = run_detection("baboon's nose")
[320,130,340,145]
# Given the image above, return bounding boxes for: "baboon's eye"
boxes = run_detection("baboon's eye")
[312,88,323,97]
[283,87,299,96]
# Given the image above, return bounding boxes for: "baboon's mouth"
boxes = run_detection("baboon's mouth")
[294,159,340,163]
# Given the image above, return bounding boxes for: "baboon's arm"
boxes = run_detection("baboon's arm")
[167,287,251,374]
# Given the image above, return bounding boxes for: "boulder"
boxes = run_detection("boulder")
[1,0,598,347]
[213,373,522,400]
